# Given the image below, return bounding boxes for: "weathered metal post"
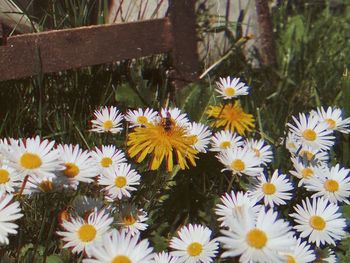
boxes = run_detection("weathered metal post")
[168,0,199,90]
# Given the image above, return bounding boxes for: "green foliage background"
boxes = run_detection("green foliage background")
[1,0,350,262]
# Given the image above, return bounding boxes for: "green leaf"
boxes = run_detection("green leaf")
[46,255,64,263]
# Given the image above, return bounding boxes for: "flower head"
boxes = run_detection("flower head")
[206,102,255,135]
[90,106,123,133]
[125,108,158,127]
[127,113,198,172]
[57,209,113,256]
[244,138,273,165]
[170,224,219,262]
[248,170,293,207]
[290,197,347,246]
[311,106,350,133]
[210,130,244,152]
[281,237,316,263]
[187,122,212,153]
[215,76,250,99]
[90,145,126,173]
[83,230,154,263]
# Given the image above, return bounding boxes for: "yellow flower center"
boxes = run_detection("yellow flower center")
[220,141,231,149]
[187,242,203,256]
[246,228,267,249]
[77,224,97,242]
[325,118,336,129]
[115,176,127,188]
[137,116,148,125]
[123,215,136,226]
[189,135,199,145]
[112,256,132,263]
[302,129,317,141]
[309,215,326,230]
[64,163,80,178]
[0,169,10,184]
[299,150,314,161]
[324,179,339,192]
[103,120,113,130]
[231,159,245,172]
[100,157,113,168]
[262,183,276,195]
[286,255,296,263]
[20,153,42,169]
[39,180,54,192]
[301,168,314,178]
[253,148,261,157]
[224,87,235,97]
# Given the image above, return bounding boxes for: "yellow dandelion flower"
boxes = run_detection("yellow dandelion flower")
[206,101,255,135]
[127,118,198,172]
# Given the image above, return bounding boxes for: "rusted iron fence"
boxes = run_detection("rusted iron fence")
[0,0,199,86]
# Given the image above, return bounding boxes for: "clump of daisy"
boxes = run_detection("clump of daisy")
[217,147,263,177]
[244,138,273,166]
[98,163,141,200]
[210,130,244,152]
[57,144,98,189]
[290,197,347,246]
[248,170,293,207]
[84,230,154,263]
[287,113,335,151]
[219,207,295,262]
[311,106,350,133]
[215,191,260,228]
[206,101,255,135]
[127,108,198,172]
[187,122,212,153]
[215,76,250,99]
[90,106,124,133]
[170,224,219,262]
[57,208,113,256]
[125,108,158,127]
[0,194,23,244]
[90,145,126,173]
[304,164,350,204]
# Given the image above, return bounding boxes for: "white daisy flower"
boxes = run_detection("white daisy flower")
[90,106,124,133]
[170,224,219,263]
[219,207,295,263]
[160,107,190,127]
[281,237,316,263]
[0,165,21,194]
[215,191,261,228]
[117,209,148,236]
[248,170,293,207]
[22,175,58,195]
[244,138,273,165]
[83,230,154,263]
[311,106,350,133]
[187,122,212,153]
[215,76,250,99]
[90,145,126,173]
[4,136,62,180]
[57,144,98,189]
[289,157,324,187]
[125,108,158,127]
[210,130,244,152]
[290,197,347,246]
[152,252,178,263]
[293,146,329,167]
[57,208,113,256]
[287,113,335,150]
[217,147,263,177]
[315,248,337,263]
[304,164,350,204]
[98,163,140,200]
[284,132,300,154]
[0,194,23,244]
